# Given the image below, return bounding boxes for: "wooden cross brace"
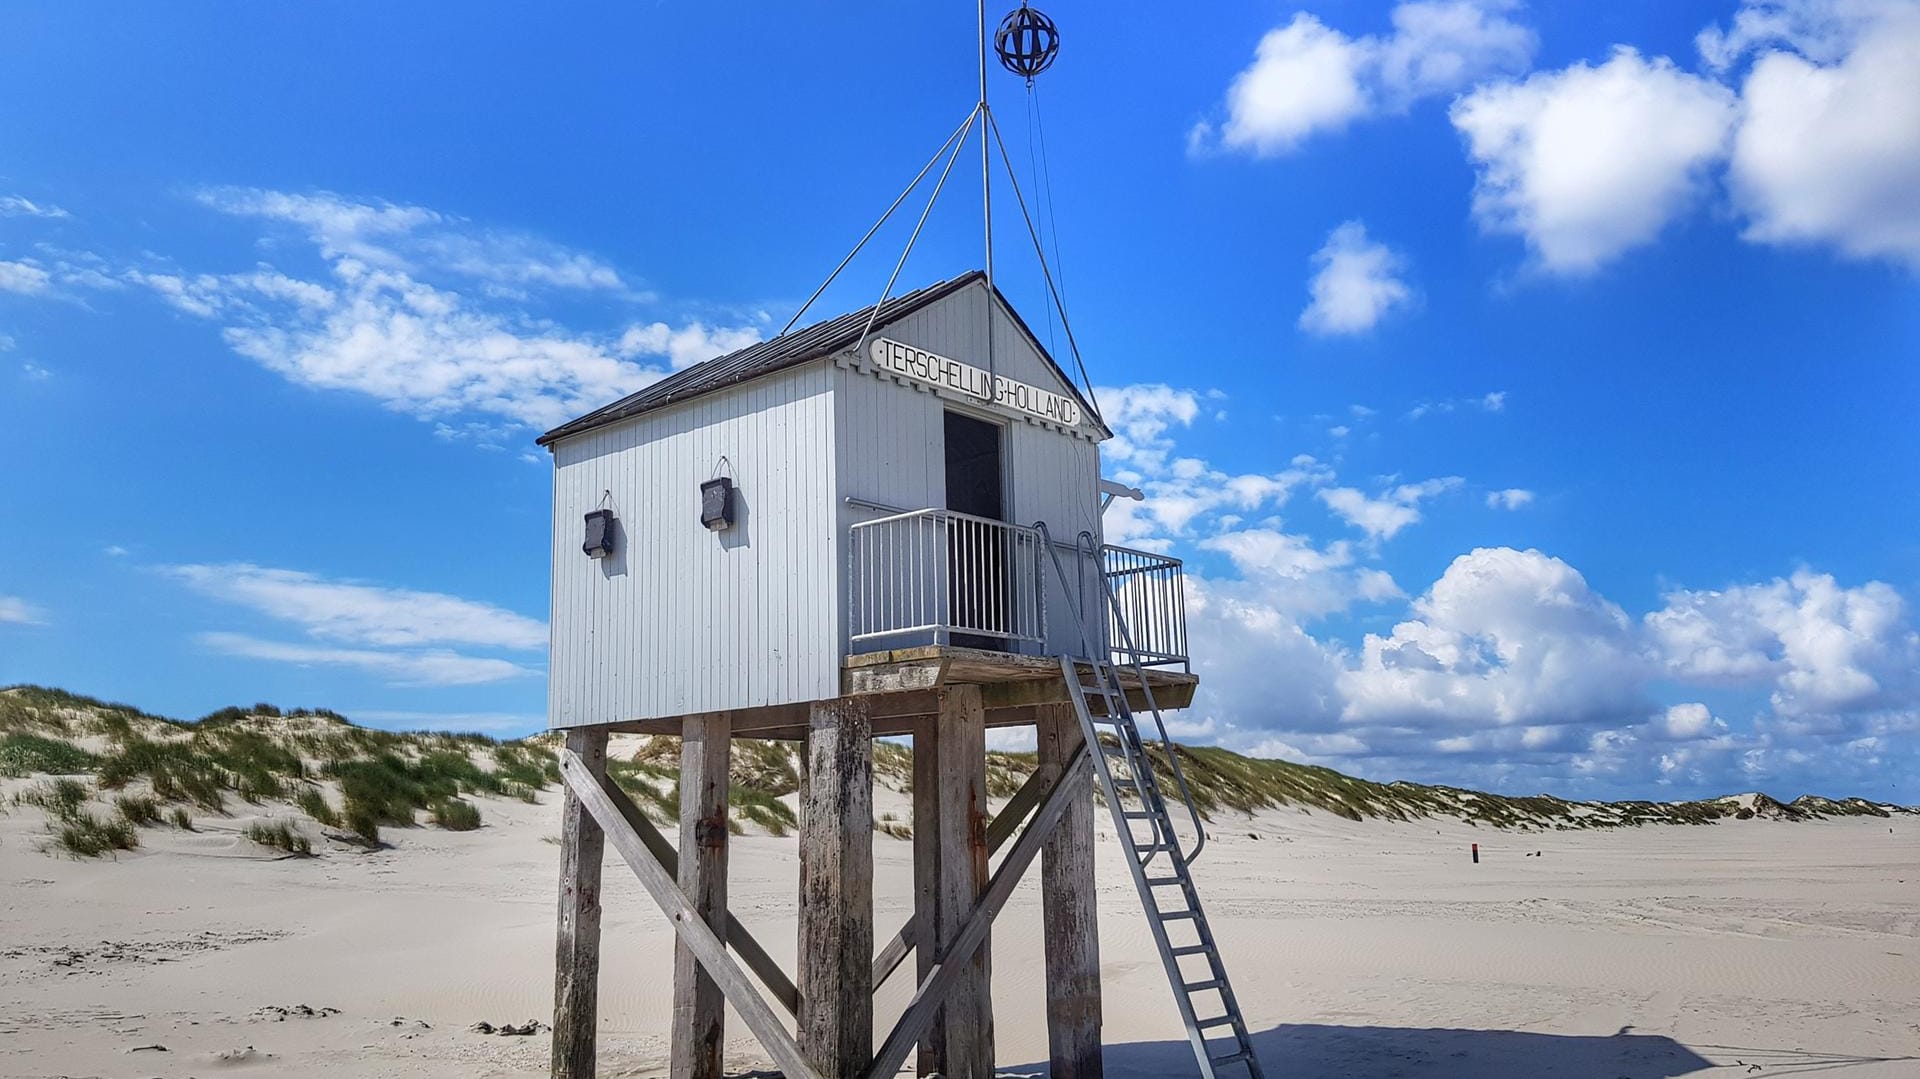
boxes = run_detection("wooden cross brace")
[871,751,1058,988]
[558,740,1086,1079]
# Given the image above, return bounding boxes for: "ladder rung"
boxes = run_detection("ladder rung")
[1064,638,1261,1078]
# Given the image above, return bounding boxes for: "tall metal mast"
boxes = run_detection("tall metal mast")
[978,0,996,379]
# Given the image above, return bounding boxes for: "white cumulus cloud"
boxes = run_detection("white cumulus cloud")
[1649,569,1918,716]
[1338,547,1650,730]
[1096,382,1920,796]
[1195,1,1536,155]
[1299,221,1415,335]
[1652,702,1729,741]
[619,320,763,370]
[1318,476,1462,541]
[1711,1,1920,269]
[1451,47,1736,273]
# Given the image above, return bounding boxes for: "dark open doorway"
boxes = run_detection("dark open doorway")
[943,410,1007,650]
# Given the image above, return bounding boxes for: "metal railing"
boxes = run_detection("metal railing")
[848,508,1047,649]
[1102,544,1189,669]
[1039,525,1209,863]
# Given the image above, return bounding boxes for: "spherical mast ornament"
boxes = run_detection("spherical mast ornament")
[994,3,1059,82]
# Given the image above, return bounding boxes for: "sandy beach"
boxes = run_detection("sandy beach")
[4,782,1915,1079]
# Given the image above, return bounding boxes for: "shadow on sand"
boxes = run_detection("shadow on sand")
[1001,1023,1917,1078]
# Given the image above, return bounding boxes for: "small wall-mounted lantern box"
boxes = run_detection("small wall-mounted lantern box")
[699,478,735,531]
[582,508,616,558]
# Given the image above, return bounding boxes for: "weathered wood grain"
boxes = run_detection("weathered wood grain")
[913,687,993,1078]
[797,697,874,1077]
[672,713,732,1079]
[594,761,798,1016]
[866,741,1085,1079]
[872,754,1051,992]
[1039,702,1104,1078]
[558,750,820,1079]
[552,728,608,1079]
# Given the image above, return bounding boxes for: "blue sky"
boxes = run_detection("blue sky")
[2,1,1916,801]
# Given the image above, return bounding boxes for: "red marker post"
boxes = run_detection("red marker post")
[1471,842,1479,864]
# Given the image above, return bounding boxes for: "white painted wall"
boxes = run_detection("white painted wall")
[547,362,838,727]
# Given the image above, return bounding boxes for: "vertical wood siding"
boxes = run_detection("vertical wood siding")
[1007,422,1106,656]
[547,363,837,727]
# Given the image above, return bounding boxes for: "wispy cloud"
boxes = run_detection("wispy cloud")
[0,595,46,625]
[165,562,546,649]
[1486,487,1534,509]
[20,361,52,381]
[0,195,68,219]
[345,708,544,734]
[0,259,53,295]
[167,563,545,687]
[1406,391,1507,420]
[121,189,760,433]
[198,632,534,687]
[196,187,631,294]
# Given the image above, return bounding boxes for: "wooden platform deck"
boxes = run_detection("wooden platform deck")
[588,647,1197,741]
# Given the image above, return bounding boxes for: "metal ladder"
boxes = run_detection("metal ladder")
[1039,528,1264,1078]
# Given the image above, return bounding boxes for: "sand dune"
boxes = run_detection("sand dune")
[4,783,1916,1078]
[2,690,1915,1076]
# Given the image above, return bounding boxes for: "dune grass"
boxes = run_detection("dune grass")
[4,683,1915,859]
[16,777,92,818]
[294,786,341,827]
[0,732,97,777]
[51,810,139,858]
[244,819,313,855]
[430,797,483,831]
[113,792,163,827]
[344,802,383,846]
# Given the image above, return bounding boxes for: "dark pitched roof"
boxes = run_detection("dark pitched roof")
[537,269,1106,446]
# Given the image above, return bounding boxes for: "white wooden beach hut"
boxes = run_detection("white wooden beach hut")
[539,269,1191,737]
[538,275,1253,1079]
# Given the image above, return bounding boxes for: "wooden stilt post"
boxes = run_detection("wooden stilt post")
[672,713,732,1079]
[1038,702,1103,1078]
[912,715,944,1077]
[798,697,874,1076]
[553,727,609,1079]
[914,685,994,1078]
[795,732,808,981]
